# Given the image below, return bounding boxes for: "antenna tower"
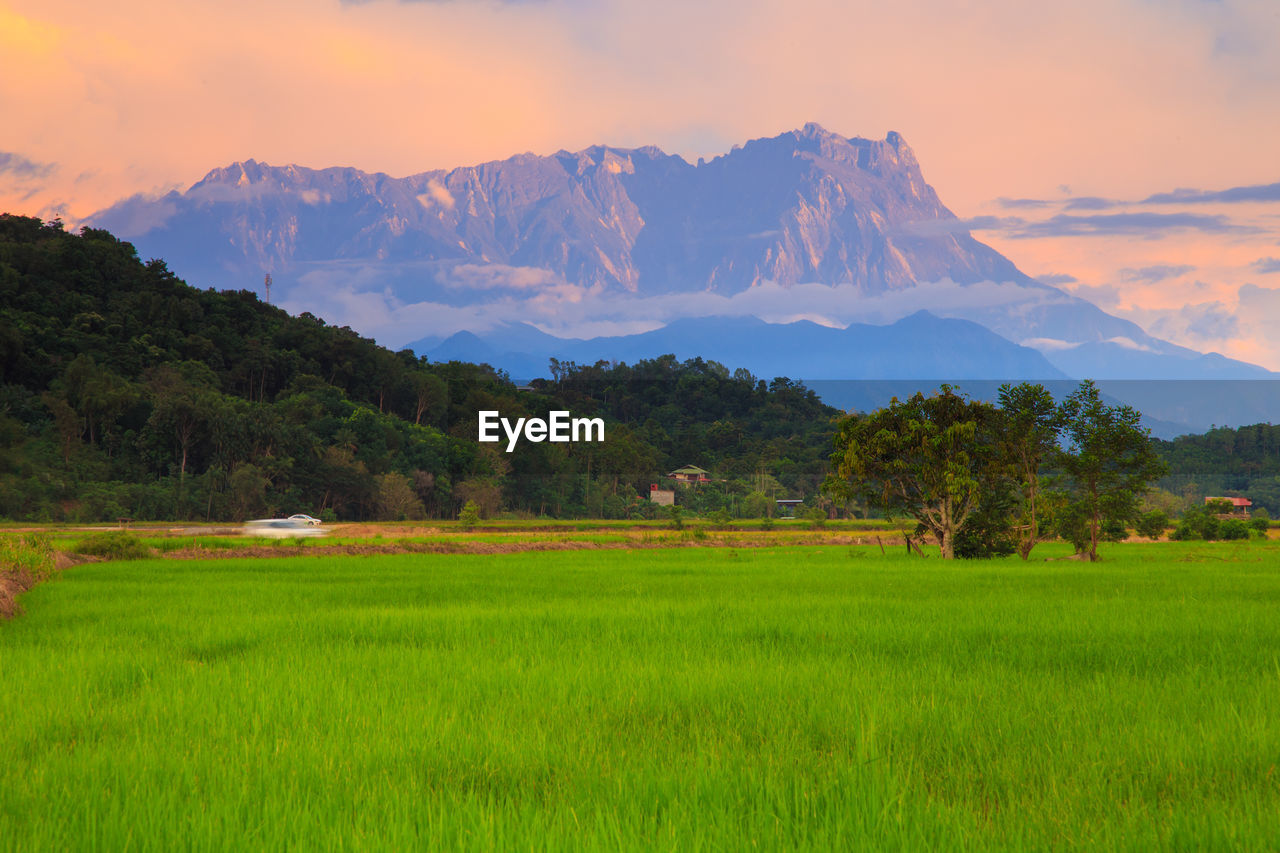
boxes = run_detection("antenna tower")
[264,273,272,305]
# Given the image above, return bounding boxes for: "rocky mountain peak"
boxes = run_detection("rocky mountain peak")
[93,123,1023,299]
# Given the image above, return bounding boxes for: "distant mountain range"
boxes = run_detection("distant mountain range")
[412,311,1067,381]
[408,314,1280,437]
[89,123,1274,393]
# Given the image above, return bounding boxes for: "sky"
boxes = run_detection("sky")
[3,0,1280,366]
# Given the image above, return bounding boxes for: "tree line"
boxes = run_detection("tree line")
[0,215,836,522]
[824,382,1167,560]
[1151,424,1280,516]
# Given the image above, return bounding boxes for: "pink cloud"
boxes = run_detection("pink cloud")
[4,0,1280,363]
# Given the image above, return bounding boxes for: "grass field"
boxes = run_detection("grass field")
[3,542,1279,850]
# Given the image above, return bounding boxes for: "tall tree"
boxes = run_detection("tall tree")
[826,386,998,559]
[145,364,219,516]
[997,382,1063,560]
[410,372,447,426]
[1058,380,1166,561]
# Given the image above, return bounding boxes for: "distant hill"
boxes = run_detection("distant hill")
[412,312,1068,381]
[407,316,1280,437]
[0,215,842,522]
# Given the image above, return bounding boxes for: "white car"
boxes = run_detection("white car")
[288,514,322,526]
[244,518,325,538]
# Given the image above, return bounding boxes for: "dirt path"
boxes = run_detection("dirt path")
[158,533,894,560]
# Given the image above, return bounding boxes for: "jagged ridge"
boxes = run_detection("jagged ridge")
[93,124,1030,296]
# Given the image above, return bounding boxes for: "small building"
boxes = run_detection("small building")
[1205,496,1252,518]
[775,499,805,518]
[648,485,675,506]
[667,465,711,485]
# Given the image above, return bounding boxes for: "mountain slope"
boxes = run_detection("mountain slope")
[94,125,1036,296]
[87,124,1274,379]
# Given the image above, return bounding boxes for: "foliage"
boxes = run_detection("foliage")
[1057,380,1166,560]
[996,382,1062,560]
[1051,500,1092,552]
[376,472,426,521]
[739,491,771,520]
[1140,487,1189,518]
[74,531,153,560]
[1135,510,1169,540]
[951,477,1019,559]
[1101,518,1129,542]
[1153,424,1280,515]
[0,216,840,522]
[824,380,1170,560]
[667,505,684,530]
[827,386,1000,559]
[458,500,481,530]
[1220,519,1251,541]
[1171,508,1221,542]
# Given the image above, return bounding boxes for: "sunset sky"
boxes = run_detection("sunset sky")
[4,0,1280,366]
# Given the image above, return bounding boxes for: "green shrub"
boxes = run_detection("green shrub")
[459,500,481,531]
[1135,510,1169,540]
[667,505,684,531]
[759,516,774,531]
[1051,502,1090,553]
[805,507,827,529]
[1101,518,1129,542]
[1172,508,1220,541]
[75,531,153,561]
[1249,517,1270,535]
[1220,519,1250,541]
[709,508,733,529]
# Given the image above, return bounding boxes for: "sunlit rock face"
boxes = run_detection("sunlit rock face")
[88,125,1276,381]
[91,124,1030,298]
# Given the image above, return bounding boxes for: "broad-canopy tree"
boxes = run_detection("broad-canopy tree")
[826,386,998,559]
[1058,380,1166,561]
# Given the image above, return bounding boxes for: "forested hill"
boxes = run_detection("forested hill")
[0,215,838,522]
[1153,424,1280,514]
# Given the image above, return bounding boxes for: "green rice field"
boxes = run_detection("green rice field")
[3,542,1279,850]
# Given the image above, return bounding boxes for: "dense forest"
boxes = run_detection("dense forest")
[0,215,837,522]
[1152,425,1280,514]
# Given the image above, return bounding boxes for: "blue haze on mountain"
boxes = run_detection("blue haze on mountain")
[419,312,1066,382]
